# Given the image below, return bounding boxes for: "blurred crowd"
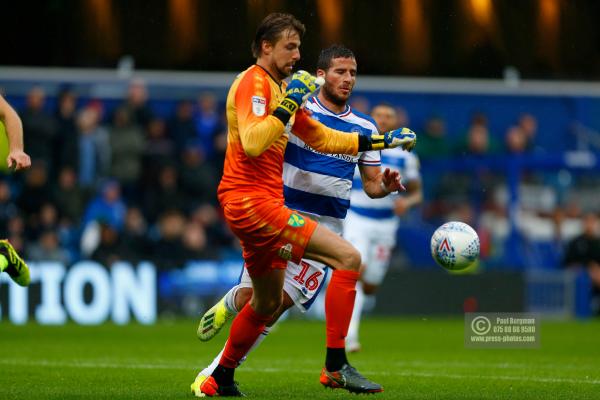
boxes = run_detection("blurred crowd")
[349,97,600,271]
[0,80,237,269]
[0,82,599,272]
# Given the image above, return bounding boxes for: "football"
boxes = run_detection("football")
[430,221,480,271]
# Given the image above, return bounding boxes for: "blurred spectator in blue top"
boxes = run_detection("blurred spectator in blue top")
[169,100,198,155]
[77,104,111,191]
[194,92,223,157]
[82,180,126,231]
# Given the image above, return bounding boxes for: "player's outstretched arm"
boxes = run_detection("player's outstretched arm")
[0,95,31,170]
[292,110,417,155]
[292,108,359,155]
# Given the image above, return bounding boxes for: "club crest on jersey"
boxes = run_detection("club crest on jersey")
[252,96,266,116]
[278,243,293,260]
[287,213,305,227]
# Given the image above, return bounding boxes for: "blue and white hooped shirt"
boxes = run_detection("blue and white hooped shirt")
[283,97,380,233]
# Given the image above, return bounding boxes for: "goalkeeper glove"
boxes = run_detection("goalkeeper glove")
[358,127,417,152]
[273,70,321,125]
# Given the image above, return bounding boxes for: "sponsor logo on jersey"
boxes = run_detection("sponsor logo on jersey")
[287,213,305,227]
[252,96,266,116]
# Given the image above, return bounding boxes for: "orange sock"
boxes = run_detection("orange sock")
[325,269,360,348]
[219,304,271,368]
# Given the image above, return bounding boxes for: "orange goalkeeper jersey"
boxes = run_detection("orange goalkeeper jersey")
[218,65,359,205]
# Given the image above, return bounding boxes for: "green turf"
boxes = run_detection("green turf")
[1,317,599,399]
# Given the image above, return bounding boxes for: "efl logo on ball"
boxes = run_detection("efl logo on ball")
[430,221,480,271]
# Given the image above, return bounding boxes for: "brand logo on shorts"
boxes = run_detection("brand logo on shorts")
[287,213,305,227]
[278,243,293,260]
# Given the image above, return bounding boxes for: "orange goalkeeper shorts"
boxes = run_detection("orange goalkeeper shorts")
[222,197,318,277]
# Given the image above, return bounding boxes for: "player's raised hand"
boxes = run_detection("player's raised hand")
[274,70,323,124]
[381,167,406,194]
[358,127,417,152]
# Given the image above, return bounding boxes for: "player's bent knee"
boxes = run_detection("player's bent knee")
[267,294,294,326]
[333,247,361,271]
[251,294,283,316]
[236,287,253,309]
[345,247,362,271]
[264,296,284,315]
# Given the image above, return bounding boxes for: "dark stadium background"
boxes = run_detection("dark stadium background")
[3,0,600,79]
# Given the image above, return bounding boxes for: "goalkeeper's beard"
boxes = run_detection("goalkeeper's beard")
[321,84,351,107]
[274,62,294,81]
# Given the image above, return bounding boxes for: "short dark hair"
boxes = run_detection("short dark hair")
[251,13,305,58]
[317,45,355,71]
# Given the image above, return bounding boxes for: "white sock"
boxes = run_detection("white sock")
[199,346,225,377]
[223,285,241,313]
[347,281,364,346]
[198,326,272,377]
[239,325,272,365]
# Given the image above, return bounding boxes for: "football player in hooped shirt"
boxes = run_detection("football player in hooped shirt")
[345,103,423,353]
[194,12,416,397]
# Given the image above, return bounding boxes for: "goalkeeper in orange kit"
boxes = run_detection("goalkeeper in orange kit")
[196,13,416,397]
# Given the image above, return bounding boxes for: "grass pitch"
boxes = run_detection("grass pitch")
[1,318,599,399]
